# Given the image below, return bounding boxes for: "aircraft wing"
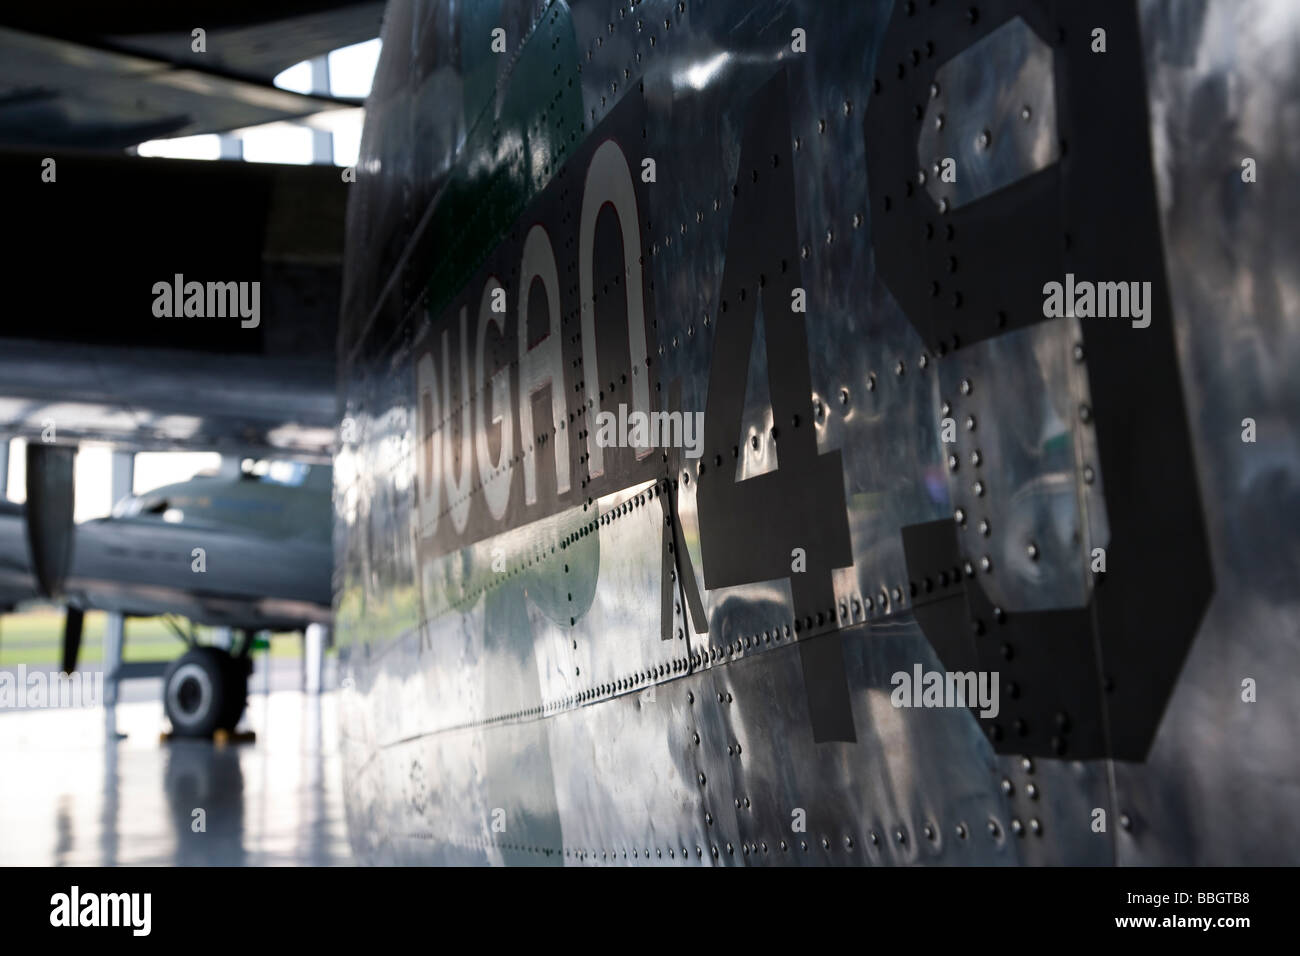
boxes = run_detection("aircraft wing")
[0,2,384,149]
[0,149,344,462]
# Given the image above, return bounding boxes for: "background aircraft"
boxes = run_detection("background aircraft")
[0,1,370,738]
[0,460,332,735]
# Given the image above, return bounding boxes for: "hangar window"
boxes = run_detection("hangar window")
[137,37,381,168]
[240,459,313,488]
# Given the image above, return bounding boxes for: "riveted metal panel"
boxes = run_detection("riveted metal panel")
[335,0,1300,865]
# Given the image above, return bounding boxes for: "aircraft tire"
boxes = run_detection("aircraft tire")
[163,647,236,738]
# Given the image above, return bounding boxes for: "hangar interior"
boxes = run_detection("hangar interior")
[2,0,1298,871]
[0,3,383,866]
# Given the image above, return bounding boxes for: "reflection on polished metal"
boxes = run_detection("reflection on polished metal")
[334,0,1300,865]
[918,16,1060,210]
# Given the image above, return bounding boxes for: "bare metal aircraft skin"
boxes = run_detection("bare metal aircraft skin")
[335,0,1300,864]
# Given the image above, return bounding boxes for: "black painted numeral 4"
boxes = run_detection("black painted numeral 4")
[696,71,856,742]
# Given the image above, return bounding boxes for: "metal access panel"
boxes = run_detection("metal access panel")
[334,0,1300,865]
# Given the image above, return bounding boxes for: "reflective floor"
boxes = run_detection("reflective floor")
[0,667,352,866]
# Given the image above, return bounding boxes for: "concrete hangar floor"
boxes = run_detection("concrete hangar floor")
[0,657,351,866]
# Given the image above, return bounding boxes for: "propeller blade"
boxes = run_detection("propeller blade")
[24,444,77,598]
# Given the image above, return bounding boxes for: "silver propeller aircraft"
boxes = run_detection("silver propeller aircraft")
[0,461,331,735]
